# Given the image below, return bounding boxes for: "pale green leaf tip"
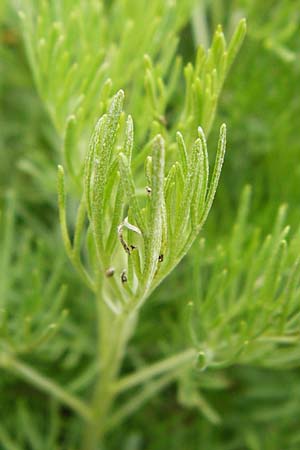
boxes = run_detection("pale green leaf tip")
[67,114,76,123]
[110,89,125,114]
[220,123,226,134]
[153,134,164,147]
[235,19,247,42]
[197,126,206,140]
[58,164,64,175]
[239,18,247,30]
[95,114,106,130]
[116,89,125,99]
[144,54,151,65]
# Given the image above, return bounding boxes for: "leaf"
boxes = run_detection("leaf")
[200,123,226,227]
[227,18,247,69]
[57,165,72,256]
[142,135,165,295]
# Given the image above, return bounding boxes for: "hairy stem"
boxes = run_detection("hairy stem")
[113,348,197,393]
[83,292,137,449]
[107,368,185,431]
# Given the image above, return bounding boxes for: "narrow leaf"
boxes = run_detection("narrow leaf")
[200,123,226,227]
[227,18,247,69]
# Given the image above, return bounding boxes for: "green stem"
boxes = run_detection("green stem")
[83,293,138,450]
[106,367,186,431]
[0,353,92,422]
[113,348,196,393]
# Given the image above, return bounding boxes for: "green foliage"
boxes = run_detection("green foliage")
[58,90,226,311]
[1,0,300,449]
[193,0,299,63]
[0,193,67,356]
[18,0,194,131]
[17,0,245,181]
[154,187,300,370]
